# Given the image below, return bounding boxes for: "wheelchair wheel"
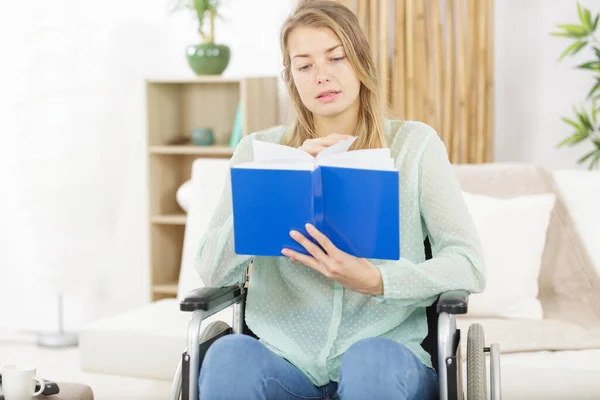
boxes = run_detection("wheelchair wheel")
[171,321,232,400]
[467,323,487,400]
[200,320,231,342]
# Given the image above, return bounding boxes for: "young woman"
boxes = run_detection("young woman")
[195,1,486,399]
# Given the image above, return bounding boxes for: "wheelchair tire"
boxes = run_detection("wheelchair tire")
[200,320,231,342]
[467,323,487,400]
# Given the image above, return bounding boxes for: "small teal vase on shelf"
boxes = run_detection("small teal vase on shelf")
[186,43,231,75]
[191,128,214,146]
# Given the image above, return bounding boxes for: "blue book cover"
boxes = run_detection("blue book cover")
[230,137,400,260]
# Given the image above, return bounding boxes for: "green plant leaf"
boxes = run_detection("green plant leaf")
[578,2,591,30]
[585,9,594,30]
[551,31,577,37]
[594,14,600,31]
[557,132,590,148]
[589,151,600,170]
[593,98,598,124]
[576,61,600,70]
[578,149,597,163]
[588,79,600,98]
[581,111,594,131]
[561,117,585,133]
[574,40,588,56]
[558,40,586,60]
[556,24,590,37]
[573,103,594,131]
[577,2,585,21]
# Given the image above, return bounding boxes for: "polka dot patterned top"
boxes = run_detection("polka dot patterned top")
[195,119,486,387]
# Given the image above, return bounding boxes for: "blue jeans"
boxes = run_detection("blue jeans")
[198,334,438,400]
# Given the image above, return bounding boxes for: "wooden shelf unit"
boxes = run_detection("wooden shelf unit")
[149,145,235,156]
[146,76,279,301]
[151,214,187,225]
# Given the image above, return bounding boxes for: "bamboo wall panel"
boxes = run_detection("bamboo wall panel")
[332,0,494,164]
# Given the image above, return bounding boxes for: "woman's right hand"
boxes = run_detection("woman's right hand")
[298,133,354,157]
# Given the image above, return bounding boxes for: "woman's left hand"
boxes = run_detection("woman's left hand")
[282,223,384,295]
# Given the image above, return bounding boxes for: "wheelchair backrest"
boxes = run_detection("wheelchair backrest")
[420,236,439,372]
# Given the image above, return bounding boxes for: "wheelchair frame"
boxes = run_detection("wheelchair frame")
[172,239,501,400]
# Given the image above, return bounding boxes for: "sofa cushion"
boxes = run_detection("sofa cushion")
[79,299,187,380]
[479,354,600,400]
[462,191,556,320]
[79,299,233,380]
[553,169,600,276]
[454,163,600,328]
[457,316,600,355]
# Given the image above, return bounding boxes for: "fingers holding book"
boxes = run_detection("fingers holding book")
[282,223,384,296]
[298,134,354,157]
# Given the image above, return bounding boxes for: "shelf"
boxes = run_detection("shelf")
[146,76,243,84]
[152,283,178,295]
[147,76,279,302]
[151,214,187,225]
[149,145,234,157]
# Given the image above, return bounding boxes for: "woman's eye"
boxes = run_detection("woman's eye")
[297,64,310,72]
[332,56,346,62]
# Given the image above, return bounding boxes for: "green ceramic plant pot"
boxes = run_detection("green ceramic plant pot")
[186,43,231,75]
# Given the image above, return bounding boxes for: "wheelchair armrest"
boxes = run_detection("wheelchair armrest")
[180,284,243,312]
[437,290,469,314]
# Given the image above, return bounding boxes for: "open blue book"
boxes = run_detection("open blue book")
[230,137,400,260]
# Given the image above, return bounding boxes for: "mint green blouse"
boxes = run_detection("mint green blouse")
[195,119,486,386]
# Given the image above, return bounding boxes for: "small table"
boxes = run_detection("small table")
[44,382,94,399]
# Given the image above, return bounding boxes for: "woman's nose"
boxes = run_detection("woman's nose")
[316,73,331,84]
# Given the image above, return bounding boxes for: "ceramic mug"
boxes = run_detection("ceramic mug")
[1,364,44,399]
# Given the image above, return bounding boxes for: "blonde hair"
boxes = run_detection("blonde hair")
[280,0,387,150]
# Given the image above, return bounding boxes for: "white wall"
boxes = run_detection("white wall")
[0,0,294,332]
[494,0,600,169]
[0,0,598,332]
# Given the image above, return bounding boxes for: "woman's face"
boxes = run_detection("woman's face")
[287,26,361,118]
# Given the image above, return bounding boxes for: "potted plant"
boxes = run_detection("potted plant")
[172,0,231,75]
[552,1,600,170]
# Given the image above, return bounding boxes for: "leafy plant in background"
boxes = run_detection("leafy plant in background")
[170,0,231,75]
[552,1,600,170]
[171,0,223,44]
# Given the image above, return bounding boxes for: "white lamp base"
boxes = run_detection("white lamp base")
[36,293,78,348]
[37,332,78,348]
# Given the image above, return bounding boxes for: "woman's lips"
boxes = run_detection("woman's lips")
[317,91,341,103]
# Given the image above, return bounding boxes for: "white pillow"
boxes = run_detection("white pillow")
[176,180,193,212]
[462,191,556,320]
[177,159,230,300]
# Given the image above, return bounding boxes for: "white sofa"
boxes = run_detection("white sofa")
[79,160,600,399]
[79,159,234,381]
[454,165,600,399]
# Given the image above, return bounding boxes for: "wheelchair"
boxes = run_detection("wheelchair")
[171,238,502,400]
